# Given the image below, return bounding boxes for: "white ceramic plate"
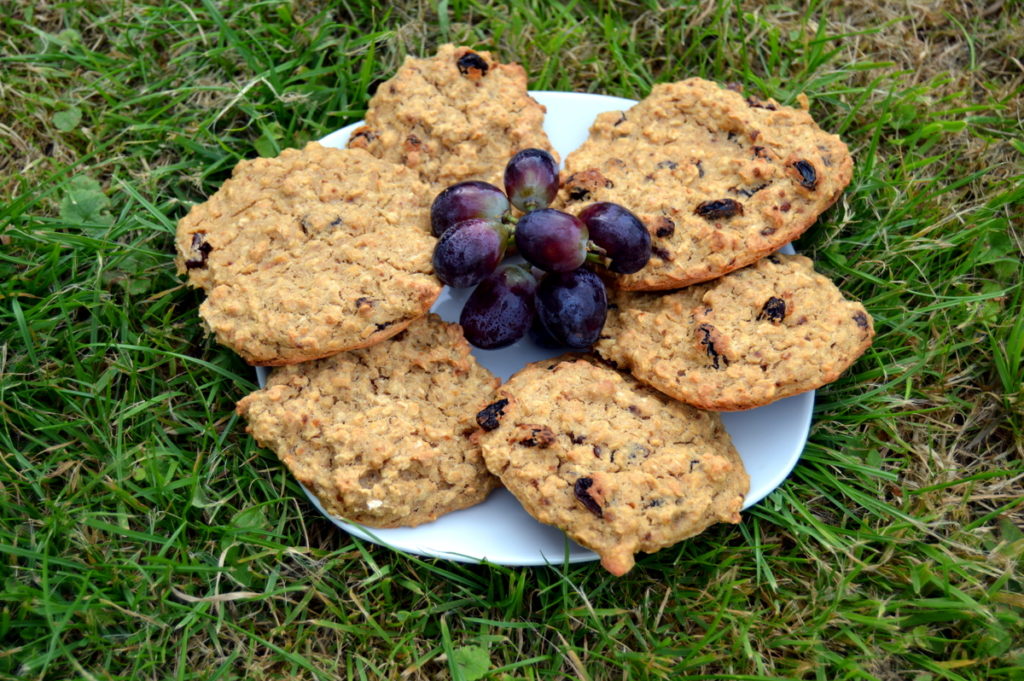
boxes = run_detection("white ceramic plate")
[255,91,813,566]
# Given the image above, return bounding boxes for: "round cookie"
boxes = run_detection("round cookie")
[477,357,748,576]
[595,254,874,411]
[348,44,557,189]
[558,78,853,290]
[175,142,441,365]
[236,314,500,528]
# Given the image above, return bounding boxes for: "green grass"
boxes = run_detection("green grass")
[1,1,1022,679]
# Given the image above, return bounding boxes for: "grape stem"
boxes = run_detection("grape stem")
[500,212,518,248]
[585,241,608,266]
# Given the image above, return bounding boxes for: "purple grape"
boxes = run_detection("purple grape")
[432,218,506,288]
[460,265,538,349]
[504,148,559,212]
[430,181,510,237]
[536,268,607,349]
[514,208,588,273]
[577,202,652,274]
[527,314,563,348]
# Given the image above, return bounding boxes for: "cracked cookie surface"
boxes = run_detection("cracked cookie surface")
[175,142,440,365]
[236,314,500,528]
[348,44,557,189]
[477,357,748,575]
[596,254,874,411]
[558,78,853,290]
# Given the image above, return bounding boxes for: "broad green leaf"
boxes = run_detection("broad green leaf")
[231,505,268,531]
[60,175,113,226]
[452,645,490,681]
[53,107,82,132]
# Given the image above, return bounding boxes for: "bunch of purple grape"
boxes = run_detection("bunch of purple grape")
[431,149,651,350]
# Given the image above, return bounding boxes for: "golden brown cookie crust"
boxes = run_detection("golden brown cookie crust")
[175,142,441,365]
[348,44,557,189]
[596,254,874,411]
[236,315,500,528]
[558,78,853,290]
[477,357,748,575]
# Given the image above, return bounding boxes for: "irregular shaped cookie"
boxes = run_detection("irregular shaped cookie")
[559,78,853,290]
[348,44,557,189]
[236,315,500,528]
[595,254,874,411]
[477,357,748,575]
[175,142,440,365]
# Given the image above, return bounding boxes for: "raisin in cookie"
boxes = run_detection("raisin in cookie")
[348,44,557,189]
[477,357,748,576]
[236,314,500,528]
[175,142,440,365]
[559,78,853,290]
[596,254,874,411]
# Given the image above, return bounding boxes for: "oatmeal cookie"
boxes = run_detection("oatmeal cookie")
[477,357,748,575]
[348,44,557,189]
[175,142,440,365]
[236,314,500,528]
[595,254,874,411]
[559,78,853,290]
